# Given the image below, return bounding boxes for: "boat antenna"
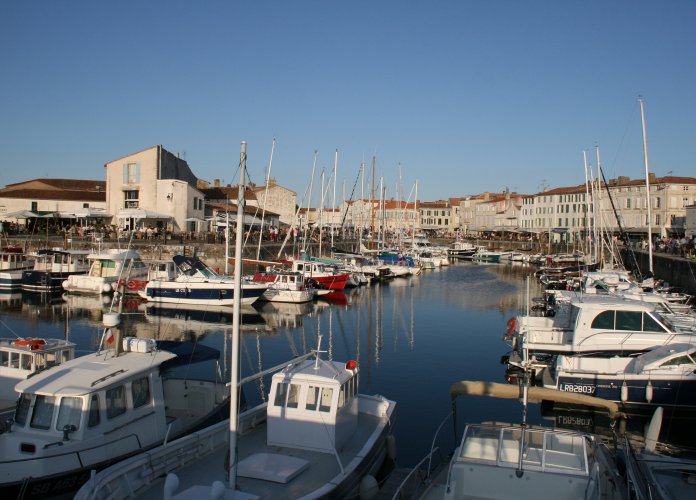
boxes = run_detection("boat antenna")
[313,334,326,370]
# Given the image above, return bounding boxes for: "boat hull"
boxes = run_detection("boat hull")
[553,375,696,409]
[142,281,266,305]
[22,270,86,292]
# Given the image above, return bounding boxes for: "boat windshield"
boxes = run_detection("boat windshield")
[458,424,589,476]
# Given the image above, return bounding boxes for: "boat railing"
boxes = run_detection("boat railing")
[389,446,445,499]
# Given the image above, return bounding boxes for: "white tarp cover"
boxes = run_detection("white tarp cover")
[116,209,172,220]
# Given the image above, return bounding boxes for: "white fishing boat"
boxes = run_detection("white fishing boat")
[541,343,696,409]
[62,248,148,295]
[75,141,398,500]
[0,330,228,499]
[22,248,90,291]
[258,271,315,303]
[0,247,33,289]
[140,255,267,306]
[447,241,478,258]
[0,337,76,413]
[392,380,627,500]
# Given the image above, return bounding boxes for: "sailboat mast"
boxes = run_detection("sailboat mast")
[229,140,247,490]
[319,170,325,257]
[256,138,275,260]
[331,149,338,249]
[582,150,592,260]
[639,96,654,275]
[370,156,376,250]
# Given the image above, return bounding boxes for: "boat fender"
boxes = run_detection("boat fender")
[359,475,379,500]
[102,283,113,294]
[387,434,397,460]
[62,279,69,290]
[163,473,179,500]
[620,382,628,402]
[645,382,653,403]
[210,481,226,499]
[506,317,517,335]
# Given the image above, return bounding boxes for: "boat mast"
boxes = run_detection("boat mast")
[582,150,593,261]
[639,96,654,275]
[301,151,317,255]
[319,170,325,257]
[331,149,338,250]
[413,180,418,248]
[229,140,246,490]
[256,138,275,260]
[370,156,376,250]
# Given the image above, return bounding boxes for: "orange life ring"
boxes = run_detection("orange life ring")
[14,338,46,350]
[506,317,517,335]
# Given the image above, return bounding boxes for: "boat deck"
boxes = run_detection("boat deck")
[141,409,388,499]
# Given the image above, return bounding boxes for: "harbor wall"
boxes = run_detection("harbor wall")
[622,249,696,295]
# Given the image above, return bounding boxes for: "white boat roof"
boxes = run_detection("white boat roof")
[14,348,176,396]
[0,338,75,353]
[274,358,355,386]
[86,249,142,260]
[570,295,656,311]
[630,343,696,372]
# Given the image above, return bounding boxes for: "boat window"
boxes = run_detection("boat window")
[15,393,31,426]
[319,387,333,412]
[0,351,7,367]
[590,310,615,329]
[643,313,667,333]
[615,311,642,331]
[286,384,300,409]
[21,353,32,370]
[106,386,127,419]
[88,394,100,427]
[132,377,151,408]
[545,433,587,471]
[660,355,694,367]
[10,352,19,369]
[306,386,320,411]
[56,397,82,431]
[338,383,346,409]
[274,382,288,407]
[90,260,103,277]
[31,395,56,430]
[102,259,117,277]
[35,353,46,370]
[62,350,71,363]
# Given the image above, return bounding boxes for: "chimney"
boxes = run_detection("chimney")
[214,179,220,188]
[648,172,657,183]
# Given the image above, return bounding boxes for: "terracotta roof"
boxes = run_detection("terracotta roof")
[0,179,106,202]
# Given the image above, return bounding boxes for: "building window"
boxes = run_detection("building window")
[124,190,139,209]
[31,201,38,212]
[626,199,631,209]
[655,197,661,208]
[193,197,198,209]
[655,214,661,226]
[123,163,140,184]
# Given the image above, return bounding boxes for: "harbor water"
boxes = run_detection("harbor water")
[1,260,694,470]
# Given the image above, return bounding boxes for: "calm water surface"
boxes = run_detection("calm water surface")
[1,261,693,467]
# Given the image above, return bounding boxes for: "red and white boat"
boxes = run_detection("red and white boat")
[288,258,350,290]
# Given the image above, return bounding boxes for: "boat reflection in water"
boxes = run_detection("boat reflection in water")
[143,303,270,340]
[256,301,313,329]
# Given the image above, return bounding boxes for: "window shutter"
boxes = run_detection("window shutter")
[123,165,128,184]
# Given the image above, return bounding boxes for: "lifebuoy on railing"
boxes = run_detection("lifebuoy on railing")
[127,280,136,290]
[14,338,46,350]
[506,317,517,335]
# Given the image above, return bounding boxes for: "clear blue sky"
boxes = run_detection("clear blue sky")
[2,1,695,204]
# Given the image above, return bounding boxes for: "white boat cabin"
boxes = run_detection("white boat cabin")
[0,338,76,404]
[446,424,592,499]
[267,357,359,453]
[516,295,692,355]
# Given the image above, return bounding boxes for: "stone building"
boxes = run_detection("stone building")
[105,145,205,233]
